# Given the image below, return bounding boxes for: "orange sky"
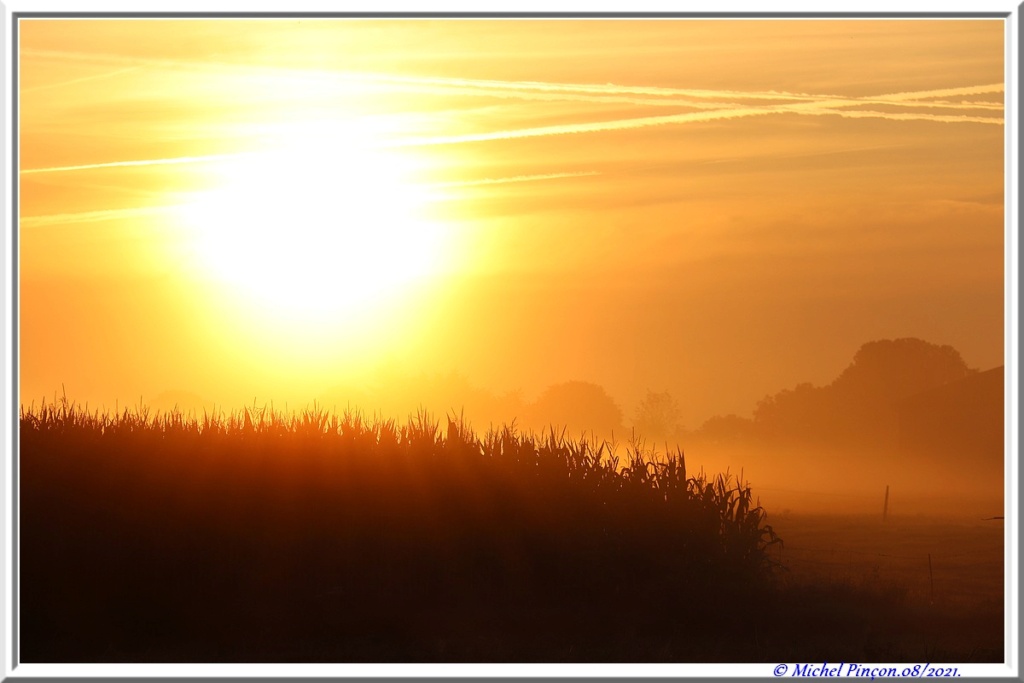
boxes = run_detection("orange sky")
[18,18,1005,429]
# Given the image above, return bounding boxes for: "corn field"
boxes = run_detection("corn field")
[20,397,782,662]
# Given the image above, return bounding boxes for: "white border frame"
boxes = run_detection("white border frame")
[1,2,1018,679]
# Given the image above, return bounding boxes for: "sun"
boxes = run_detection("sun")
[178,135,449,323]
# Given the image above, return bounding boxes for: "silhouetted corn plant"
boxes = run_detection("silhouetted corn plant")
[21,397,783,589]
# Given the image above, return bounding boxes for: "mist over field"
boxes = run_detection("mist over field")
[128,336,1001,518]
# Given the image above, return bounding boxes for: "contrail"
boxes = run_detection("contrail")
[249,69,1006,115]
[348,72,1004,112]
[783,107,1002,126]
[22,47,1003,111]
[369,80,1003,114]
[19,172,601,228]
[393,96,1000,149]
[868,84,1004,101]
[20,152,245,176]
[19,205,179,228]
[431,171,601,188]
[19,96,999,176]
[394,106,779,148]
[21,66,143,94]
[18,76,1002,176]
[12,49,901,103]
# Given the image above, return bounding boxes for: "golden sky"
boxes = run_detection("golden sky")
[18,18,1005,428]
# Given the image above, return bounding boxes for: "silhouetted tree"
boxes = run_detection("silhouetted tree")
[319,371,527,431]
[633,390,684,443]
[524,381,625,438]
[752,382,826,440]
[695,413,755,444]
[831,338,973,402]
[752,338,976,447]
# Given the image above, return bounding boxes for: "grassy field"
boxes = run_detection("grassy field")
[18,399,1005,663]
[759,513,1004,663]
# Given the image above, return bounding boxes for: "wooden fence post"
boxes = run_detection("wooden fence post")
[928,553,934,603]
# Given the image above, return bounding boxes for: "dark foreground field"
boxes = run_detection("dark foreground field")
[760,513,1003,663]
[19,402,1004,663]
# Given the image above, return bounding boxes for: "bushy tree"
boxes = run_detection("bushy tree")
[751,338,975,446]
[831,338,973,402]
[633,390,683,443]
[524,381,625,438]
[695,413,755,443]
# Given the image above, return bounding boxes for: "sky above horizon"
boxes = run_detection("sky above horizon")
[18,18,1005,430]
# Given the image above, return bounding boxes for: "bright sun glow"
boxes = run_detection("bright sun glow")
[179,130,448,322]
